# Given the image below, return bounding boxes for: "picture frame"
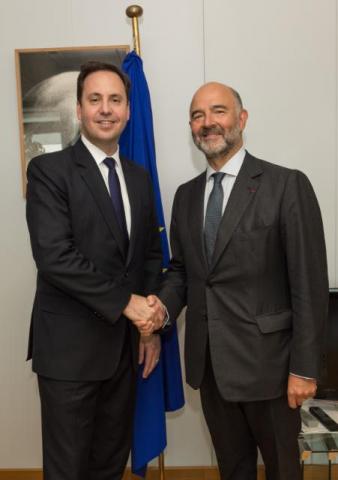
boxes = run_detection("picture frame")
[15,45,129,195]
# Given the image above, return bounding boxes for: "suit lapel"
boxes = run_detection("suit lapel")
[121,157,141,266]
[188,172,209,272]
[72,139,127,258]
[210,153,263,270]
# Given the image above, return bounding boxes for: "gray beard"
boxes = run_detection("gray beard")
[192,126,241,159]
[196,138,235,159]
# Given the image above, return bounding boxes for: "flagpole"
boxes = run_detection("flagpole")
[126,5,143,56]
[126,6,166,480]
[159,450,165,480]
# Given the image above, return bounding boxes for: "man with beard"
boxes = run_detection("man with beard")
[155,82,328,479]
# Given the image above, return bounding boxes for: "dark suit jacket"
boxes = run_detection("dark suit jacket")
[160,152,328,402]
[26,139,162,381]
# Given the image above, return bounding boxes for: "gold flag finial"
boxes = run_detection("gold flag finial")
[126,5,143,56]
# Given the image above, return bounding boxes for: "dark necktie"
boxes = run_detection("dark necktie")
[103,157,129,247]
[204,172,225,265]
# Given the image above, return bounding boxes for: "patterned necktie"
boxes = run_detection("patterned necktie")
[204,172,225,265]
[103,157,129,248]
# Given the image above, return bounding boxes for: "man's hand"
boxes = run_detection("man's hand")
[123,294,163,336]
[146,295,166,330]
[139,334,161,378]
[287,375,317,409]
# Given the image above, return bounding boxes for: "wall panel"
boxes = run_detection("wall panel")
[204,0,337,285]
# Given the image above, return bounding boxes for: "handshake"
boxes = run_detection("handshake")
[123,294,167,336]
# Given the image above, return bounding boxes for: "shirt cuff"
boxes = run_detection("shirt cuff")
[289,372,316,381]
[161,306,171,329]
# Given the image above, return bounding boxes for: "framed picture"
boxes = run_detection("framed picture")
[15,45,129,194]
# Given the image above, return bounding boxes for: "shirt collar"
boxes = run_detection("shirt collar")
[81,134,122,169]
[206,147,246,182]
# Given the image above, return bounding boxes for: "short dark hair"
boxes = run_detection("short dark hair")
[77,61,131,103]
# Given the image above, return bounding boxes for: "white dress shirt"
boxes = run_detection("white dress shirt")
[81,135,131,236]
[203,147,246,221]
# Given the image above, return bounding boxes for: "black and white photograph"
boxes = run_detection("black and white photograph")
[15,45,128,191]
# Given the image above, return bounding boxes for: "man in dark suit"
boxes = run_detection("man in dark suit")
[157,82,328,479]
[26,61,165,480]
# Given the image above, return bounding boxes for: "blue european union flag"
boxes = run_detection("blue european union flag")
[119,51,185,477]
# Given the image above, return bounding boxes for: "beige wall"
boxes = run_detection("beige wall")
[0,0,337,468]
